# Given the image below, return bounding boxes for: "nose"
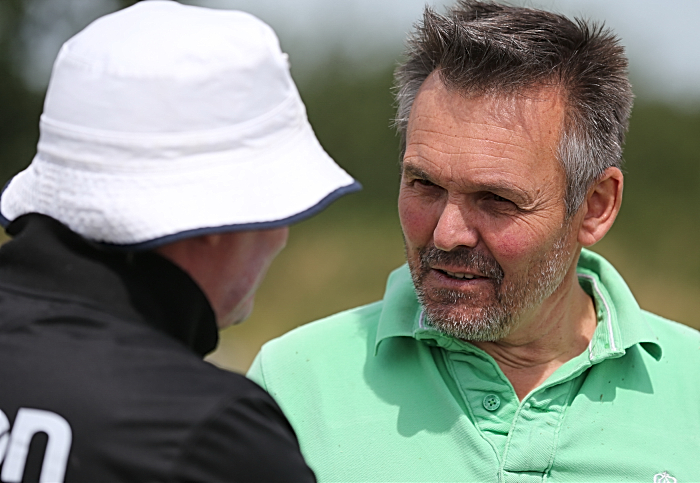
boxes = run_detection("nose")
[433,200,478,251]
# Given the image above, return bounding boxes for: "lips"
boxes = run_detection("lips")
[425,267,495,300]
[430,267,492,288]
[440,269,481,280]
[418,245,505,287]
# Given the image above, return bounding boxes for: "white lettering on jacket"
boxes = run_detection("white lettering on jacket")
[0,408,72,483]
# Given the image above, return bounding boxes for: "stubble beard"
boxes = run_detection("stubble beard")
[408,230,571,342]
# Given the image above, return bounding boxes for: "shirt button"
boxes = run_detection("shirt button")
[483,394,501,411]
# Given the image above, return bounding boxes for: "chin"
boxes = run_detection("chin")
[216,301,254,330]
[422,301,518,341]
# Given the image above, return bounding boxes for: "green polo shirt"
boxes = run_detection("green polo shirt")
[248,249,700,482]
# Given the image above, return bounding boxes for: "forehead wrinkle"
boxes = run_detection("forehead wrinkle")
[420,86,566,155]
[407,138,537,167]
[410,114,534,140]
[449,85,565,129]
[407,122,539,160]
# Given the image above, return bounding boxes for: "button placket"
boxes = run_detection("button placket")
[501,381,576,478]
[448,352,517,457]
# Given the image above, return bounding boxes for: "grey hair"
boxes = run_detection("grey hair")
[394,0,634,217]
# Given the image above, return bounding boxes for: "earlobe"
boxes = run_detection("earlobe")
[577,167,623,247]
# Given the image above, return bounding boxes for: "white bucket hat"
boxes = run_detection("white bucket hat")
[0,0,359,249]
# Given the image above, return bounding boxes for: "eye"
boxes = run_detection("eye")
[404,176,444,199]
[411,178,444,195]
[483,192,517,208]
[403,174,437,190]
[414,178,436,188]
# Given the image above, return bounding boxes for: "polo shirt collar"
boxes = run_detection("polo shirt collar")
[577,249,662,361]
[374,249,662,362]
[374,264,422,347]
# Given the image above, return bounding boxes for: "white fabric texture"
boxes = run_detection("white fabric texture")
[1,0,357,245]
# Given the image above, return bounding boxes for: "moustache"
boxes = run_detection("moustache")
[418,245,504,282]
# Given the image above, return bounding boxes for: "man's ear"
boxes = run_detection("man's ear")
[577,167,623,247]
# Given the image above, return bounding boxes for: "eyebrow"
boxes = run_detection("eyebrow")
[401,164,435,183]
[402,162,533,205]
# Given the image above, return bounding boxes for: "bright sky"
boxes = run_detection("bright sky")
[20,0,700,106]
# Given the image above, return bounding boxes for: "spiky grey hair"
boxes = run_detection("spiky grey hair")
[394,0,634,217]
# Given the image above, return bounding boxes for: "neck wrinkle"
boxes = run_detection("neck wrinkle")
[470,267,597,399]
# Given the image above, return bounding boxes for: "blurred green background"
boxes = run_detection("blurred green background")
[1,0,699,373]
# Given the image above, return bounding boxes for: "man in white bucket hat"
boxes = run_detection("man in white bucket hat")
[0,1,358,481]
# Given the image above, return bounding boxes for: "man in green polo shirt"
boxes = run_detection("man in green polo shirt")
[248,1,700,481]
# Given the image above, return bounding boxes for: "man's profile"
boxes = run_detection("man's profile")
[0,1,358,481]
[248,1,700,481]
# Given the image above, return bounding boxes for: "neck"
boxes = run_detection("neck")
[470,264,597,400]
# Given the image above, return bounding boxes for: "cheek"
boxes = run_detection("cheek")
[398,193,438,248]
[490,232,530,260]
[485,224,554,271]
[487,221,569,272]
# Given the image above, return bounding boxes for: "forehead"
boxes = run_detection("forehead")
[404,73,566,191]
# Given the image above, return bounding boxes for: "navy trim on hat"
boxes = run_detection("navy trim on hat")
[0,178,362,249]
[104,180,362,251]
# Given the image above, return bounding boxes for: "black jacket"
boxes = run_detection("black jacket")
[0,214,315,482]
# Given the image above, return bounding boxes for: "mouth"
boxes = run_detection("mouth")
[417,245,504,288]
[435,268,486,281]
